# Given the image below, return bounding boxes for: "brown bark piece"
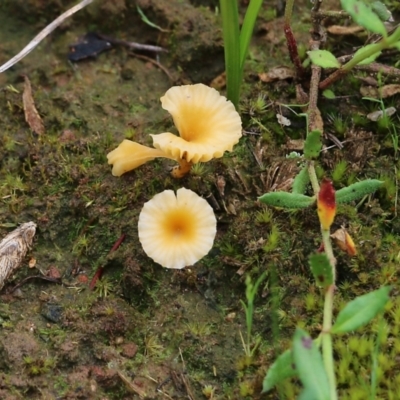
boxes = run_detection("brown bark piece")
[22,76,45,135]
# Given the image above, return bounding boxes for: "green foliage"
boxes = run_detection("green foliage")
[331,287,391,334]
[304,130,322,159]
[240,272,267,358]
[341,0,387,36]
[353,44,382,65]
[336,180,384,203]
[307,50,341,69]
[262,224,280,253]
[293,328,330,400]
[332,160,347,184]
[292,166,310,194]
[262,349,297,393]
[258,192,315,209]
[308,253,333,289]
[219,0,263,108]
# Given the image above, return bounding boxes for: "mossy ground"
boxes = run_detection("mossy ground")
[0,0,400,399]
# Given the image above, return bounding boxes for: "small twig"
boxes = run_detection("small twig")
[352,62,400,77]
[284,24,306,79]
[0,0,94,74]
[9,275,62,293]
[283,0,306,79]
[129,52,174,82]
[117,371,147,399]
[96,33,167,53]
[89,233,126,290]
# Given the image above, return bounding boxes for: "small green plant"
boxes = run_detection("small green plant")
[258,114,389,398]
[219,0,263,108]
[94,276,115,298]
[239,271,267,360]
[306,0,400,89]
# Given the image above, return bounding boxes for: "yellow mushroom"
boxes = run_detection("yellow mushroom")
[107,83,242,178]
[138,188,217,269]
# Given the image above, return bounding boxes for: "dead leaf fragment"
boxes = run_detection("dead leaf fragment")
[327,25,364,35]
[360,84,400,99]
[259,66,295,83]
[22,76,45,135]
[367,107,396,121]
[331,227,357,256]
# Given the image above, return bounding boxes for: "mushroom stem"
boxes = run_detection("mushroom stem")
[171,159,193,178]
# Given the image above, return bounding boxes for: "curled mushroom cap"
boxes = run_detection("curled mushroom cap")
[138,188,217,269]
[106,140,174,177]
[151,83,242,164]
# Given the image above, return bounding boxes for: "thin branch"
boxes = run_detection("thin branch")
[0,0,94,74]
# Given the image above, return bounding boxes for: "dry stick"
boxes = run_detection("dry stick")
[283,0,306,79]
[130,52,174,82]
[96,33,167,54]
[0,0,94,74]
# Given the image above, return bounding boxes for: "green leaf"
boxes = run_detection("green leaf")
[309,253,333,289]
[293,329,330,400]
[259,192,315,209]
[353,44,382,65]
[322,89,336,99]
[307,50,341,69]
[331,286,391,334]
[304,130,322,159]
[292,166,310,194]
[136,5,168,32]
[262,349,297,393]
[371,1,393,22]
[336,180,383,203]
[240,0,264,70]
[341,0,387,37]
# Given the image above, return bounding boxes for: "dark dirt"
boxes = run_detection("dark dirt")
[0,0,400,399]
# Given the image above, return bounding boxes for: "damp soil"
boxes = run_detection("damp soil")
[0,0,400,399]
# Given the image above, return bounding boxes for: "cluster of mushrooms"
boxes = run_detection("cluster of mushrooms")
[107,84,242,269]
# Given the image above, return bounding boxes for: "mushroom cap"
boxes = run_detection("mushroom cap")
[151,83,242,163]
[107,140,172,176]
[138,188,217,269]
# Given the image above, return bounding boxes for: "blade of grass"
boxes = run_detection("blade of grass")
[219,0,241,109]
[239,0,263,70]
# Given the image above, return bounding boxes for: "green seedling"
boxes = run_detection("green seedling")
[258,88,389,398]
[219,0,263,108]
[307,0,400,89]
[239,271,267,360]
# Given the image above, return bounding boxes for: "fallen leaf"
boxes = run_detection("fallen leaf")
[331,227,357,256]
[28,258,36,269]
[259,66,295,83]
[360,84,400,99]
[327,25,364,35]
[367,107,396,121]
[22,76,45,135]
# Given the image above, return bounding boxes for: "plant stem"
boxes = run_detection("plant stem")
[320,26,400,89]
[322,283,337,400]
[283,0,305,78]
[307,161,320,194]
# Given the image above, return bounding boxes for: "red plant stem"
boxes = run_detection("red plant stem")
[284,23,305,79]
[89,233,126,290]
